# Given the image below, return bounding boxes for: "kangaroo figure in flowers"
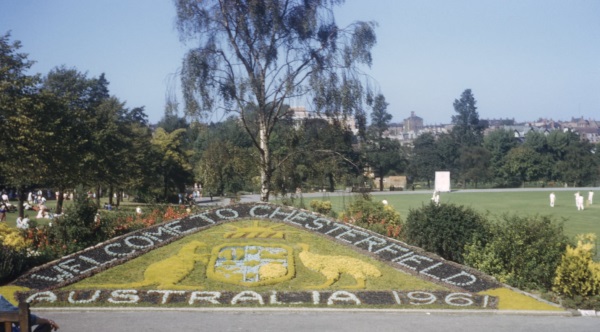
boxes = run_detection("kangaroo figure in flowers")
[297,243,381,289]
[87,241,210,290]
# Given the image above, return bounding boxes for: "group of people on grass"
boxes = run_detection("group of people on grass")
[549,191,594,210]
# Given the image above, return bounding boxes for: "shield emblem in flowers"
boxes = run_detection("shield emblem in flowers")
[206,243,295,286]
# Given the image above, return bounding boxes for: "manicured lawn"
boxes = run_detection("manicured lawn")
[304,190,600,241]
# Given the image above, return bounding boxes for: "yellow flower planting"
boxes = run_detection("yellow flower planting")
[480,288,562,311]
[0,223,31,250]
[259,262,288,280]
[553,233,600,297]
[297,243,381,289]
[84,241,210,289]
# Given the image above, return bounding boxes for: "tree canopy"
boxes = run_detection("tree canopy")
[174,0,377,201]
[451,89,487,146]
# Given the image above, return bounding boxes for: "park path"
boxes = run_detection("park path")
[34,308,598,332]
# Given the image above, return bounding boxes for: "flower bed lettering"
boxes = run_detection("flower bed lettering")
[20,289,496,308]
[11,203,500,293]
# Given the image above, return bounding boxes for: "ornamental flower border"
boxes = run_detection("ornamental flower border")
[21,289,496,309]
[10,203,502,307]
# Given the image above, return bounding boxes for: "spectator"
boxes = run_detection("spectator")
[0,203,7,222]
[16,215,30,230]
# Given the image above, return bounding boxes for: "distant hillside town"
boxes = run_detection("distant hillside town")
[386,113,599,146]
[288,107,600,146]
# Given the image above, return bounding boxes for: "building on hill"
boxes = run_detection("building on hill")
[560,117,600,143]
[387,111,450,146]
[288,106,359,134]
[482,116,599,144]
[576,127,600,143]
[485,118,516,129]
[404,111,423,131]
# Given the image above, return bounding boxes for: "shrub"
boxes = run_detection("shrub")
[464,214,569,291]
[0,224,45,283]
[309,200,332,215]
[553,234,600,299]
[404,202,488,264]
[43,194,103,256]
[339,197,403,239]
[0,245,28,284]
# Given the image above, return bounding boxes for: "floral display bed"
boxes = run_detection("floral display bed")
[5,203,561,310]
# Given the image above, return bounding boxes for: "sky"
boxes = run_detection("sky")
[1,0,599,125]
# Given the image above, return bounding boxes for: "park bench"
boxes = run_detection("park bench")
[0,302,31,332]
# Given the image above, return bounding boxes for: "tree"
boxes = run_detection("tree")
[523,131,548,153]
[364,94,405,191]
[483,129,517,186]
[369,94,392,137]
[555,140,598,187]
[196,140,255,197]
[0,33,48,217]
[119,109,157,203]
[174,0,377,201]
[275,117,359,194]
[41,67,98,213]
[458,146,491,188]
[544,130,598,186]
[546,129,579,161]
[151,127,194,201]
[502,146,545,187]
[451,89,487,146]
[435,132,460,175]
[191,115,258,195]
[407,133,441,188]
[81,96,133,206]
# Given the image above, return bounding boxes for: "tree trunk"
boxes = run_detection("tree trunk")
[17,187,26,219]
[328,173,335,192]
[55,189,64,214]
[259,126,271,202]
[163,170,169,202]
[95,186,101,207]
[108,185,114,205]
[379,176,384,191]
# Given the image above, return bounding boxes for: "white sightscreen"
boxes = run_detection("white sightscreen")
[435,171,451,192]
